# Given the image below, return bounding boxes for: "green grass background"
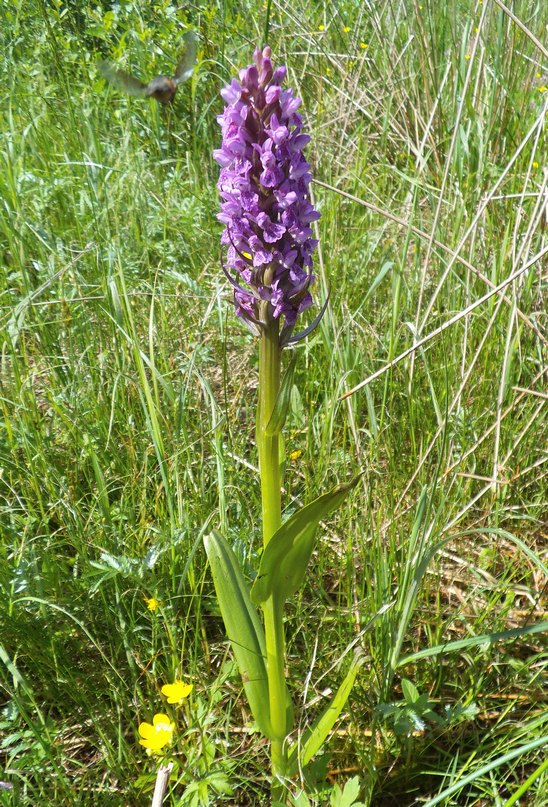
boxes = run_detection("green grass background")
[0,0,546,804]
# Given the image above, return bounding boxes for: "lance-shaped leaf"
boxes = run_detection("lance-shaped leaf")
[265,353,298,437]
[287,649,365,774]
[250,476,360,606]
[204,531,273,739]
[280,294,330,347]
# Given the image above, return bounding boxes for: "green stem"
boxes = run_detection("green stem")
[257,319,289,794]
[258,320,282,544]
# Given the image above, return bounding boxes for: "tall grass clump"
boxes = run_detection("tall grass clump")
[0,1,546,805]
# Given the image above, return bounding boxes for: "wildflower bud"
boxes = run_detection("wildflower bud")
[214,46,320,336]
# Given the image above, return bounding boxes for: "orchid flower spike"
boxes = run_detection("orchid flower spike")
[214,46,322,345]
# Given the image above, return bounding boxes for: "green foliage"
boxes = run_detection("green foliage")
[265,353,298,437]
[287,650,365,774]
[204,531,272,739]
[329,776,366,807]
[377,678,479,738]
[251,476,360,606]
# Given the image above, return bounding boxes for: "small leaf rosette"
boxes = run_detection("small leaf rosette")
[214,46,320,339]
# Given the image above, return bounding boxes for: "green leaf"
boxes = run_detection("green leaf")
[265,353,298,437]
[420,733,548,806]
[204,531,272,739]
[251,476,360,606]
[330,784,343,806]
[332,776,362,807]
[503,755,548,807]
[288,793,312,807]
[401,678,420,705]
[365,259,394,301]
[287,649,365,774]
[397,620,548,667]
[388,487,430,673]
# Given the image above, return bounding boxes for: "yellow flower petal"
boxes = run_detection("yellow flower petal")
[152,713,174,729]
[138,713,175,753]
[145,596,160,611]
[139,734,163,749]
[138,722,155,740]
[139,716,173,737]
[161,680,193,704]
[140,736,169,753]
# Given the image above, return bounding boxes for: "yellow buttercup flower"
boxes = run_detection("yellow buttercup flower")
[343,26,351,33]
[318,24,325,32]
[360,42,368,50]
[465,54,471,60]
[532,161,539,169]
[538,85,547,93]
[161,680,193,704]
[138,713,174,755]
[290,449,302,462]
[145,596,160,612]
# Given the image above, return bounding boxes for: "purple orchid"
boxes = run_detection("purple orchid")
[214,46,321,341]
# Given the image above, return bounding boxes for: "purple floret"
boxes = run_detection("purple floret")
[214,46,320,333]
